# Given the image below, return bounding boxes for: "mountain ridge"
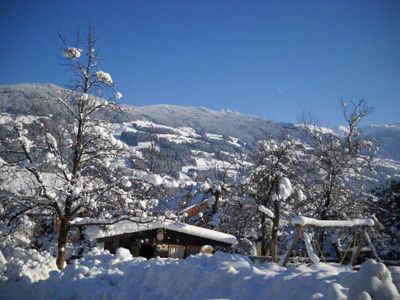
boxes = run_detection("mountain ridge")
[1,83,399,161]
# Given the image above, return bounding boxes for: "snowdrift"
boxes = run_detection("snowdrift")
[1,248,399,300]
[0,246,56,284]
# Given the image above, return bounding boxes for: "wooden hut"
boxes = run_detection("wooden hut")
[93,220,238,259]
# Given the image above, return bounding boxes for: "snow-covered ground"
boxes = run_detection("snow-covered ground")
[1,248,399,300]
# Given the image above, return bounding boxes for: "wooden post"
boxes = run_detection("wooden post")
[340,237,355,265]
[280,225,303,267]
[312,239,325,263]
[350,232,364,266]
[363,230,381,262]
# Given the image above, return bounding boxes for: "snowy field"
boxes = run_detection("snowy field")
[1,248,399,300]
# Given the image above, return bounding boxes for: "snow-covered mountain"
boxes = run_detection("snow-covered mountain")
[122,104,285,144]
[1,83,399,180]
[361,124,400,161]
[0,83,284,144]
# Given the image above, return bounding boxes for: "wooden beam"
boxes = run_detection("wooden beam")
[339,237,355,265]
[350,232,364,266]
[363,230,381,262]
[280,225,303,267]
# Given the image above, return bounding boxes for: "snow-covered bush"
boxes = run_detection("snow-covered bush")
[0,217,57,283]
[370,179,400,260]
[0,250,7,282]
[0,244,57,283]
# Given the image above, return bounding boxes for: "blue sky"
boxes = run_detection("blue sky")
[0,0,399,126]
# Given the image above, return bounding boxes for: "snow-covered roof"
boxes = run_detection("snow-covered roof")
[89,220,238,246]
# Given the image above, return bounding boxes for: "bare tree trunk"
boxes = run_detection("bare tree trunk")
[271,176,280,262]
[317,190,332,254]
[56,216,69,270]
[77,226,86,256]
[260,214,268,256]
[271,200,280,262]
[212,190,221,214]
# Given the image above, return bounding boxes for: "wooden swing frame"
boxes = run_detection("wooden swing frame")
[280,217,380,267]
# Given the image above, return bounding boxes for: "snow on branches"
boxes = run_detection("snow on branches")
[95,71,113,85]
[63,47,82,59]
[258,205,274,219]
[115,92,123,99]
[273,177,292,201]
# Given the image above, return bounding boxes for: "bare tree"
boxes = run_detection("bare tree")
[299,99,375,249]
[0,27,165,269]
